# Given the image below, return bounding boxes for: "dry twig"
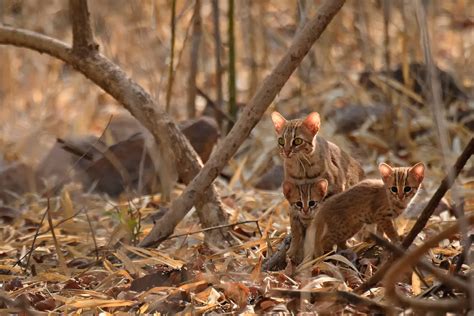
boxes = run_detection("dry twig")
[383,215,474,312]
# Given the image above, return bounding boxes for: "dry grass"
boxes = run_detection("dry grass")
[0,0,473,313]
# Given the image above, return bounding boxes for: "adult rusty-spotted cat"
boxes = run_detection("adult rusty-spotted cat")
[302,162,425,261]
[271,111,364,196]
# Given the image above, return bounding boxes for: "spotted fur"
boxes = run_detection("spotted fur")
[283,179,328,264]
[302,162,425,262]
[271,111,365,197]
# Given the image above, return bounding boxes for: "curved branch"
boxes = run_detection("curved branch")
[384,215,474,312]
[139,0,346,247]
[0,24,229,243]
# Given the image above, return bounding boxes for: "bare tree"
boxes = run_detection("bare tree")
[0,0,230,245]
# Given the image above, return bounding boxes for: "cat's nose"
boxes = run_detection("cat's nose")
[284,148,292,157]
[398,192,404,200]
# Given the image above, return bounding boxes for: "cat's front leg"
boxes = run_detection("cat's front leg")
[378,219,400,243]
[287,216,305,264]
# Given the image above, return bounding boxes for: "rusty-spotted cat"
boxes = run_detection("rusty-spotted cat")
[271,111,364,197]
[302,162,425,261]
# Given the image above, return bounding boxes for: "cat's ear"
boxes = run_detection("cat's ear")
[409,162,425,183]
[271,111,287,134]
[282,181,293,199]
[378,163,394,182]
[302,112,321,136]
[314,179,328,198]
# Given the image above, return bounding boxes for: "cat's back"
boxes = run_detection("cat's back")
[319,179,384,217]
[326,139,365,185]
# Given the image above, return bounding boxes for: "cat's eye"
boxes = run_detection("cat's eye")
[390,186,398,193]
[404,186,411,193]
[308,200,317,207]
[278,137,285,146]
[293,138,303,146]
[296,202,303,208]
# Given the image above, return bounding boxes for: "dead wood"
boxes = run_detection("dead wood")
[355,137,474,294]
[370,233,469,293]
[69,0,98,53]
[383,215,474,312]
[0,0,229,244]
[139,0,346,248]
[262,235,291,271]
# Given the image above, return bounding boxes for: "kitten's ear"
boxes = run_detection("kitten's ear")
[302,112,321,136]
[378,163,394,182]
[271,111,287,134]
[282,181,293,199]
[314,179,329,198]
[409,162,425,183]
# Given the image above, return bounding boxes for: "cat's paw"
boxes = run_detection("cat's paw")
[284,256,297,276]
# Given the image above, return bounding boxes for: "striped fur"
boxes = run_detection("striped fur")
[301,162,425,262]
[271,111,365,197]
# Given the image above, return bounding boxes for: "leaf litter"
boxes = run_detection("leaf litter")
[0,0,473,314]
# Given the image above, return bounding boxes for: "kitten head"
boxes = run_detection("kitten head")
[271,111,320,158]
[283,179,328,221]
[378,162,425,207]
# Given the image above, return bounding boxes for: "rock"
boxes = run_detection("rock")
[326,104,390,134]
[254,165,284,191]
[37,135,105,186]
[0,162,42,203]
[80,133,156,196]
[179,116,220,163]
[36,115,220,197]
[359,62,469,106]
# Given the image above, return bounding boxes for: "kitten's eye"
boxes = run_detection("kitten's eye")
[404,186,411,193]
[390,186,398,193]
[293,138,303,146]
[296,202,303,208]
[308,200,317,207]
[278,137,285,146]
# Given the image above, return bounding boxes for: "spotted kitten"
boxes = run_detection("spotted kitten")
[282,179,328,264]
[271,111,364,197]
[303,162,425,260]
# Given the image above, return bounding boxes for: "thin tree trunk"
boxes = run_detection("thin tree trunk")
[186,0,202,118]
[165,0,176,113]
[227,0,237,132]
[211,0,224,129]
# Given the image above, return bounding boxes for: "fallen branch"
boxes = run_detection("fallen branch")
[355,137,474,293]
[0,0,229,244]
[370,233,469,293]
[139,0,347,247]
[383,215,474,312]
[261,235,291,271]
[270,288,388,313]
